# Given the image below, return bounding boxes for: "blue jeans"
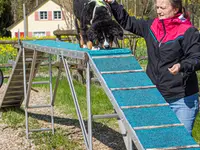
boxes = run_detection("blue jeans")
[168,93,199,135]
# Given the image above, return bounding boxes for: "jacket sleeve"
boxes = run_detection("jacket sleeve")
[110,1,148,37]
[180,27,200,73]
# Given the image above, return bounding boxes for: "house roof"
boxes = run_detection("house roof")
[7,0,63,31]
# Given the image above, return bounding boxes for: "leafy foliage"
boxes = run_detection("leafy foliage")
[0,0,13,36]
[0,36,57,64]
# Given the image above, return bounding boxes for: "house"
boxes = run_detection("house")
[7,0,74,38]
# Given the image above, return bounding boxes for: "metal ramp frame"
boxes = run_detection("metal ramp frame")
[0,43,63,138]
[0,40,200,150]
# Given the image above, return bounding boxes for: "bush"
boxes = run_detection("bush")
[0,36,57,64]
[0,43,17,64]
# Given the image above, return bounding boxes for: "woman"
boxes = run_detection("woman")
[105,0,200,135]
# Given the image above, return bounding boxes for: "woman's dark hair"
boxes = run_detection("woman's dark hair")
[170,0,188,18]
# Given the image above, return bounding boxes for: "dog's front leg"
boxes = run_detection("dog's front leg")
[87,40,100,50]
[80,15,89,48]
[87,28,100,50]
[79,30,88,48]
[87,41,93,49]
[79,33,87,48]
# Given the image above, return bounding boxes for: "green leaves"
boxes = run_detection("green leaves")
[0,0,12,36]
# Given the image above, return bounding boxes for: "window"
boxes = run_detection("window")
[33,32,45,37]
[53,11,61,20]
[40,11,47,20]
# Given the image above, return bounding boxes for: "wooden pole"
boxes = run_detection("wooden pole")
[23,4,27,38]
[36,0,38,7]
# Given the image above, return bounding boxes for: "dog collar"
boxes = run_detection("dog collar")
[96,0,106,7]
[89,0,106,7]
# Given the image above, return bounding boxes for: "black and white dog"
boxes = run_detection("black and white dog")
[73,0,123,50]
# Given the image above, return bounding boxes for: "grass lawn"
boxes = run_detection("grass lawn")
[193,112,200,143]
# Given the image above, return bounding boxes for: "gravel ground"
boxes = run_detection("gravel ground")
[0,84,126,150]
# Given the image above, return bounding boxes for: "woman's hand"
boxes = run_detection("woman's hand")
[104,0,114,3]
[168,63,181,75]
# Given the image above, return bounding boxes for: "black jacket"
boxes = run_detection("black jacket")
[110,1,200,100]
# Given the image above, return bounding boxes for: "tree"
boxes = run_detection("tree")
[57,0,74,29]
[0,0,13,36]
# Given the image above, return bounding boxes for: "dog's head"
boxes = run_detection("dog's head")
[86,20,123,49]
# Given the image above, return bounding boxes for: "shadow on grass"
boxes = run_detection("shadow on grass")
[28,112,127,150]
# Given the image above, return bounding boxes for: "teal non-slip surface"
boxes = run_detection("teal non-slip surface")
[92,54,199,148]
[22,40,132,56]
[93,56,142,72]
[112,88,166,107]
[122,106,180,127]
[102,72,154,88]
[136,126,197,149]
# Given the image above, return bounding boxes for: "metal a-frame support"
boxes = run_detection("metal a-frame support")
[61,55,100,150]
[21,44,62,139]
[20,43,93,149]
[61,54,130,150]
[61,55,90,149]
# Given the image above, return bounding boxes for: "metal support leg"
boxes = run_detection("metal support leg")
[117,117,130,150]
[52,58,62,106]
[48,54,54,134]
[51,58,63,134]
[61,55,89,150]
[24,49,37,139]
[86,62,93,150]
[22,47,28,137]
[128,134,133,150]
[23,52,60,138]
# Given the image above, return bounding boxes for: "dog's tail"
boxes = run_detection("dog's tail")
[74,17,80,42]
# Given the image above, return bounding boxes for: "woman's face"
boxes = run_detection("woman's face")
[156,0,178,19]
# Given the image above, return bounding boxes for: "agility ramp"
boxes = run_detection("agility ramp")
[0,40,199,150]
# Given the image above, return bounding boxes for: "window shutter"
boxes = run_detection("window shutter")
[46,31,51,36]
[15,32,24,38]
[62,10,65,20]
[48,11,52,20]
[28,32,32,37]
[21,32,24,37]
[35,12,39,21]
[15,32,18,38]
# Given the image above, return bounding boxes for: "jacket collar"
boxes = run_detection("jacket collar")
[151,14,192,43]
[157,13,191,27]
